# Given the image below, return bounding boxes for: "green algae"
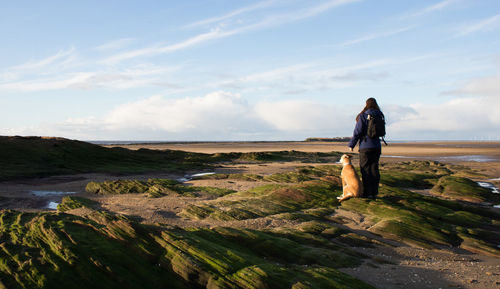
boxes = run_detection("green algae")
[237,151,342,163]
[0,209,376,289]
[430,176,500,203]
[180,181,341,221]
[182,160,500,256]
[193,166,335,184]
[86,178,236,198]
[339,187,500,255]
[57,196,99,212]
[154,226,371,288]
[0,210,186,289]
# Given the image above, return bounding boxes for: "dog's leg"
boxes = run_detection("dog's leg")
[338,194,351,202]
[339,178,349,199]
[338,175,346,200]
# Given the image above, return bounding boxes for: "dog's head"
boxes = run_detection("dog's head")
[340,154,352,165]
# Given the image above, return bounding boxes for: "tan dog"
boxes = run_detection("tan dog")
[337,154,363,202]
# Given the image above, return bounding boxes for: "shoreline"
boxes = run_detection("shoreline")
[96,140,500,145]
[102,140,500,158]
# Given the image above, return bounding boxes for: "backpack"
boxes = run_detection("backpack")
[366,113,387,145]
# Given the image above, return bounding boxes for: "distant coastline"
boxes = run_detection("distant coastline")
[88,139,500,146]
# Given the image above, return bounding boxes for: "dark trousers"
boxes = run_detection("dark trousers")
[359,149,381,198]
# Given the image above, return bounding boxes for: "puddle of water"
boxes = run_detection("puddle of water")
[477,182,499,194]
[438,155,497,162]
[191,172,216,178]
[478,181,500,209]
[177,172,216,183]
[47,202,59,210]
[488,177,500,181]
[30,191,77,197]
[382,155,497,162]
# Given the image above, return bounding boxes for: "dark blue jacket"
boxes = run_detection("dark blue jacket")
[348,108,383,151]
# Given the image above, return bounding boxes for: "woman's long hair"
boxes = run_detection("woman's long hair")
[356,98,381,121]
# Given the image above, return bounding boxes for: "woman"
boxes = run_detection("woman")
[348,98,384,199]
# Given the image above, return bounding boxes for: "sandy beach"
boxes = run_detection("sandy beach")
[103,141,500,157]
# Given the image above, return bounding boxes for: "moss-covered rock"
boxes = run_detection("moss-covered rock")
[57,196,99,212]
[0,210,375,289]
[180,181,342,221]
[0,210,186,289]
[430,176,500,203]
[339,187,500,255]
[86,178,236,198]
[180,162,500,256]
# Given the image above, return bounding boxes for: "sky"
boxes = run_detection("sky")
[1,0,500,141]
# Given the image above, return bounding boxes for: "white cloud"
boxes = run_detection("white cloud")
[5,86,499,140]
[215,58,392,94]
[449,73,500,96]
[95,38,135,51]
[184,0,278,29]
[388,97,500,138]
[11,47,76,72]
[383,105,418,124]
[334,26,414,48]
[0,48,78,82]
[255,100,351,132]
[102,28,239,64]
[104,91,257,134]
[0,63,179,92]
[455,13,500,37]
[5,91,359,140]
[0,73,94,92]
[103,0,361,64]
[387,70,500,140]
[410,0,458,17]
[99,93,358,139]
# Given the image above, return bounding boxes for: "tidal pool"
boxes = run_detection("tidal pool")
[190,172,216,178]
[438,155,497,162]
[46,201,59,210]
[30,191,78,197]
[477,182,499,194]
[382,155,497,162]
[177,172,216,183]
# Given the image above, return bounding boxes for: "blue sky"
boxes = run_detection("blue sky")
[1,0,499,141]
